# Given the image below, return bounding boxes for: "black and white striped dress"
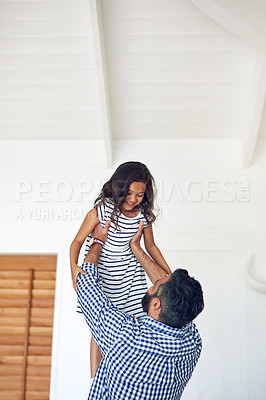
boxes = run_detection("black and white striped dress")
[83,199,148,318]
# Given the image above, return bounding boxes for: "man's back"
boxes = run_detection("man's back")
[77,263,202,400]
[90,315,201,400]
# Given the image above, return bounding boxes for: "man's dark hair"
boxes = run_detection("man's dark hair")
[156,269,204,328]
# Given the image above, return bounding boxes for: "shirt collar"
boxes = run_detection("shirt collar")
[140,315,190,337]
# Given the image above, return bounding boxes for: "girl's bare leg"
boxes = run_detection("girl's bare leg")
[90,336,102,378]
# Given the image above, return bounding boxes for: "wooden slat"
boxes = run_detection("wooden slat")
[0,255,57,271]
[0,298,28,308]
[28,336,52,346]
[25,391,50,400]
[0,280,32,289]
[0,289,29,299]
[0,279,55,291]
[0,335,24,345]
[27,365,51,377]
[32,289,54,300]
[33,280,55,290]
[26,376,50,391]
[0,375,22,389]
[0,345,24,355]
[31,309,53,318]
[30,317,53,327]
[0,308,27,317]
[27,356,51,366]
[0,271,56,280]
[0,271,31,280]
[0,391,21,400]
[0,326,53,335]
[31,299,54,308]
[0,326,25,335]
[29,327,53,337]
[0,355,23,365]
[28,346,51,356]
[0,317,27,327]
[34,271,56,280]
[0,298,54,312]
[0,364,23,375]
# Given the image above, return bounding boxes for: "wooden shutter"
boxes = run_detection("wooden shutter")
[0,255,57,400]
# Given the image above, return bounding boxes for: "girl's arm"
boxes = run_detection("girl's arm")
[143,225,171,275]
[70,208,99,291]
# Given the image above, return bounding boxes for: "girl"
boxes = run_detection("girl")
[70,161,171,382]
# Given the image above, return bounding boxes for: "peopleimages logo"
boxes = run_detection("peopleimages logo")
[156,179,250,203]
[14,178,250,221]
[14,179,95,203]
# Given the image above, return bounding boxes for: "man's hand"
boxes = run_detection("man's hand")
[130,221,144,249]
[83,220,111,267]
[93,220,111,242]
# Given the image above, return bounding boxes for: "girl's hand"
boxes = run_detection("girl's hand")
[71,263,87,291]
[130,221,144,248]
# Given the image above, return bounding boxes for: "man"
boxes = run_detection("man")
[77,221,204,400]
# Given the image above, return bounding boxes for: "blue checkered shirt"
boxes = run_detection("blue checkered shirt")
[77,262,202,400]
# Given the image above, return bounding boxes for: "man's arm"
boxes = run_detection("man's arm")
[130,222,171,284]
[77,220,132,357]
[83,219,110,265]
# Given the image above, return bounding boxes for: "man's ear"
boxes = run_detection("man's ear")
[150,297,161,311]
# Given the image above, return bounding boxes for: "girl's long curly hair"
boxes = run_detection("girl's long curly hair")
[94,161,156,228]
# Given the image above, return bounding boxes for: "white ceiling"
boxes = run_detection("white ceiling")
[0,0,265,166]
[214,0,266,45]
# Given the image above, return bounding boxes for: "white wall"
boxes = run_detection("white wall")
[0,139,266,400]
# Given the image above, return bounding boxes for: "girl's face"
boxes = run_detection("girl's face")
[122,181,146,211]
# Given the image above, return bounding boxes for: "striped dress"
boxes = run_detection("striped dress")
[82,199,148,318]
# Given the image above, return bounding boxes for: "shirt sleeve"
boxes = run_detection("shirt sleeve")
[76,262,133,356]
[96,202,105,226]
[142,216,150,228]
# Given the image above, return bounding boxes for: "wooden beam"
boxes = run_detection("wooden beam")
[190,0,266,53]
[190,0,266,167]
[89,0,113,167]
[21,269,34,400]
[242,55,266,167]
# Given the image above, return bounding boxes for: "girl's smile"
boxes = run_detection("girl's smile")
[121,181,146,211]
